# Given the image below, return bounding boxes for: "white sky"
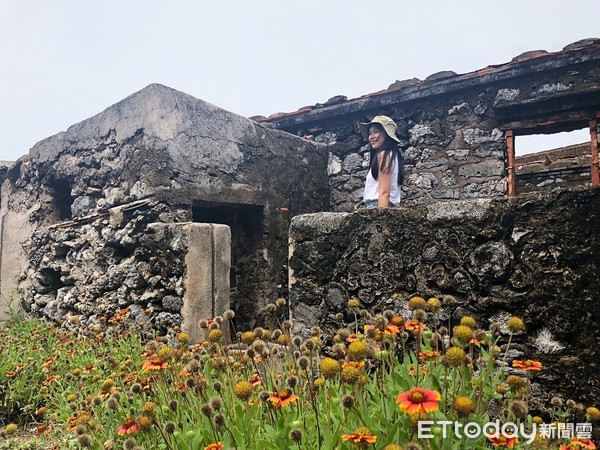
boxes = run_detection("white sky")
[0,0,598,161]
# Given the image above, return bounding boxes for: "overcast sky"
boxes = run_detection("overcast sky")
[1,0,597,161]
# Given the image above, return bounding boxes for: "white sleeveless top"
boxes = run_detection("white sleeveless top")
[363,155,401,205]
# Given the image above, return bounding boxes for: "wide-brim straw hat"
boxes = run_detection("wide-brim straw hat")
[358,115,401,143]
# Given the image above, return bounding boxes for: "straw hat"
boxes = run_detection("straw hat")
[358,115,401,143]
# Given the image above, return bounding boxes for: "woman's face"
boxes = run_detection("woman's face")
[368,124,387,150]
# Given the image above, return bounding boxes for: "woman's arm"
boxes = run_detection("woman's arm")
[377,152,391,208]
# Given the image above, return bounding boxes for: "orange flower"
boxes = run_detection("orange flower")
[117,418,138,435]
[342,361,365,370]
[419,350,439,360]
[364,324,400,336]
[404,320,427,334]
[82,364,95,374]
[409,364,429,376]
[347,333,362,342]
[268,390,299,408]
[204,443,223,450]
[489,434,518,448]
[396,387,440,415]
[35,424,52,438]
[560,437,596,449]
[142,358,168,372]
[6,371,16,378]
[42,375,61,385]
[249,373,262,386]
[342,426,377,445]
[512,360,542,371]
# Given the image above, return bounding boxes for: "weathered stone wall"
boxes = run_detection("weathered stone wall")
[288,187,600,410]
[515,143,592,194]
[263,39,600,211]
[1,84,329,332]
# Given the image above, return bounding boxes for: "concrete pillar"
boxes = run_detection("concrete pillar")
[180,223,231,344]
[0,179,37,327]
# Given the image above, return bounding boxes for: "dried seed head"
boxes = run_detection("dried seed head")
[289,428,303,443]
[298,356,309,370]
[164,422,176,434]
[210,396,223,410]
[223,310,235,321]
[413,309,427,322]
[276,298,286,307]
[201,403,213,417]
[342,395,355,409]
[214,414,226,427]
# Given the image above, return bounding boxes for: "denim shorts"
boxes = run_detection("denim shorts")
[362,200,398,209]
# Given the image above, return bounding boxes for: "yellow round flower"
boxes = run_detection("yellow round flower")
[586,406,600,421]
[314,377,325,388]
[208,329,223,343]
[453,325,473,341]
[241,331,256,345]
[177,332,190,344]
[427,297,441,311]
[444,347,466,367]
[347,341,368,362]
[408,296,427,310]
[453,396,475,417]
[233,381,253,401]
[347,298,361,310]
[459,316,477,329]
[507,317,525,333]
[506,375,526,391]
[341,366,361,385]
[5,423,18,435]
[157,346,172,361]
[319,358,340,380]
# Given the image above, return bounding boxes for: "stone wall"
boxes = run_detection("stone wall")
[288,187,600,411]
[263,39,600,211]
[0,84,330,333]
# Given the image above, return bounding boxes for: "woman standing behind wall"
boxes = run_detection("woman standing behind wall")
[359,115,405,208]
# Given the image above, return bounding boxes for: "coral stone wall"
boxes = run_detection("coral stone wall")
[288,188,600,410]
[0,84,329,332]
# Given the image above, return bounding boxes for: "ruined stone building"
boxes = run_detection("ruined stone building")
[0,38,599,407]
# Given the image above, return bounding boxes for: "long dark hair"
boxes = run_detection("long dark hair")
[369,124,405,185]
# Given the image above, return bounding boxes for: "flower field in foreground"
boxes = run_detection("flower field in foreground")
[0,296,598,449]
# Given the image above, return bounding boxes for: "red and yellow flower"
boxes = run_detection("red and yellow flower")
[342,426,377,445]
[268,390,299,408]
[489,434,518,448]
[404,320,427,334]
[396,387,440,415]
[419,350,439,360]
[204,443,223,450]
[142,358,168,372]
[560,437,596,449]
[512,359,543,371]
[117,418,139,435]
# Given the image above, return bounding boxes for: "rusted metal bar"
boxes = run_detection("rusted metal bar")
[506,130,516,197]
[591,118,599,186]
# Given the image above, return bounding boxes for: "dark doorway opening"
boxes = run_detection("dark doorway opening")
[192,202,265,327]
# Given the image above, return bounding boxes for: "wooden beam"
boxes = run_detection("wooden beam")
[506,130,516,197]
[591,118,599,186]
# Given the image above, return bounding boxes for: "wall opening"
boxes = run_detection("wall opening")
[192,202,265,326]
[510,125,592,194]
[49,178,74,221]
